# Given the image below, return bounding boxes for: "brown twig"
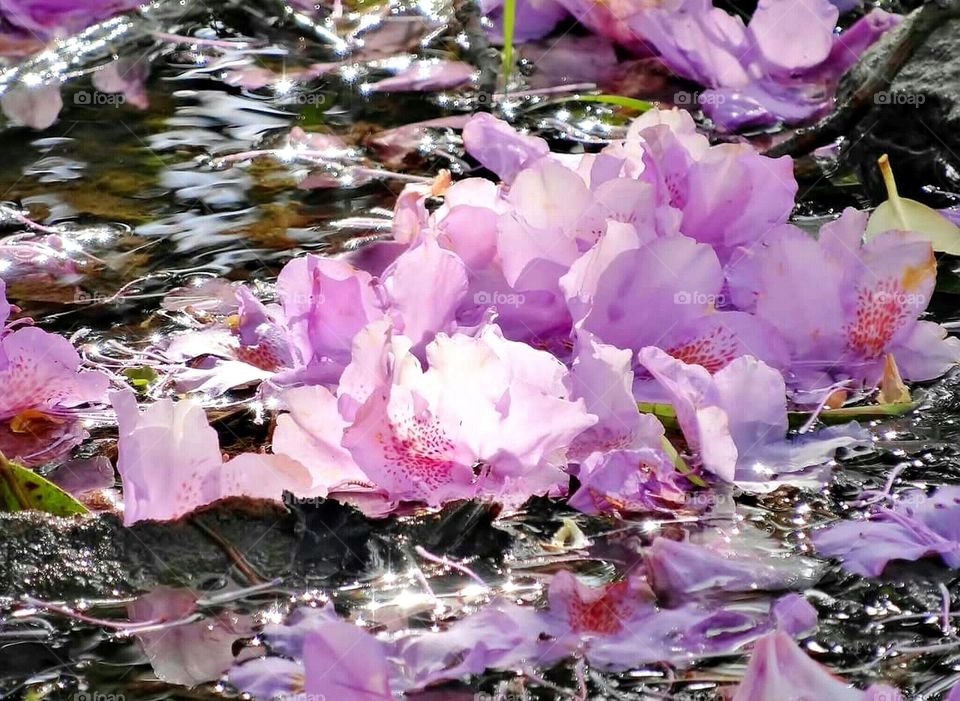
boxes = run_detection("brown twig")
[191,518,266,585]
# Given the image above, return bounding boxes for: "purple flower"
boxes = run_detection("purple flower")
[230,607,395,700]
[567,448,688,515]
[812,486,960,576]
[728,208,960,394]
[732,631,902,701]
[0,288,109,464]
[627,0,897,129]
[479,0,568,43]
[303,623,393,700]
[398,569,768,679]
[566,330,666,458]
[646,536,824,605]
[129,588,256,687]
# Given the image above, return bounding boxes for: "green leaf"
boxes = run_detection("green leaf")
[0,453,88,516]
[501,0,516,90]
[788,402,915,427]
[123,365,158,391]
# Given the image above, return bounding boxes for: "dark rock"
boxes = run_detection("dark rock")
[841,9,960,203]
[0,498,513,599]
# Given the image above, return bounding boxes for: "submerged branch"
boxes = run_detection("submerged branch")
[453,0,500,110]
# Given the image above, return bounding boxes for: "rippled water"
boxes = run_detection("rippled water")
[0,2,959,700]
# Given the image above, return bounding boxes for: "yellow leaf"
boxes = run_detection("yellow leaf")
[865,154,960,255]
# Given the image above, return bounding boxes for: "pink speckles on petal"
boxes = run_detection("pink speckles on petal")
[382,412,459,492]
[844,279,911,360]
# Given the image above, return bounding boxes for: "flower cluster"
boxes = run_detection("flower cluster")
[487,0,898,130]
[132,107,958,525]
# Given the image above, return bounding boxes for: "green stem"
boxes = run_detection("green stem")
[525,94,654,112]
[501,0,516,92]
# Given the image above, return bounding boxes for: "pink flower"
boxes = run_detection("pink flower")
[112,390,312,525]
[340,324,595,505]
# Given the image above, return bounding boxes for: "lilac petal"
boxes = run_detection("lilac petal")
[1,84,63,130]
[50,456,115,496]
[112,391,312,524]
[0,278,9,327]
[229,656,305,699]
[568,448,687,515]
[276,254,384,381]
[396,603,546,689]
[303,623,392,700]
[590,604,762,669]
[681,143,797,259]
[272,385,369,493]
[130,588,255,686]
[481,0,567,42]
[772,593,819,635]
[811,515,960,577]
[819,10,902,80]
[1,0,142,39]
[647,537,822,603]
[571,236,724,354]
[263,606,341,657]
[568,331,664,458]
[637,346,739,482]
[381,239,469,355]
[521,34,619,89]
[368,59,475,92]
[462,113,549,183]
[732,631,880,701]
[748,0,838,76]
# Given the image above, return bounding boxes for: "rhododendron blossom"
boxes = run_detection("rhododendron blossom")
[0,282,110,465]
